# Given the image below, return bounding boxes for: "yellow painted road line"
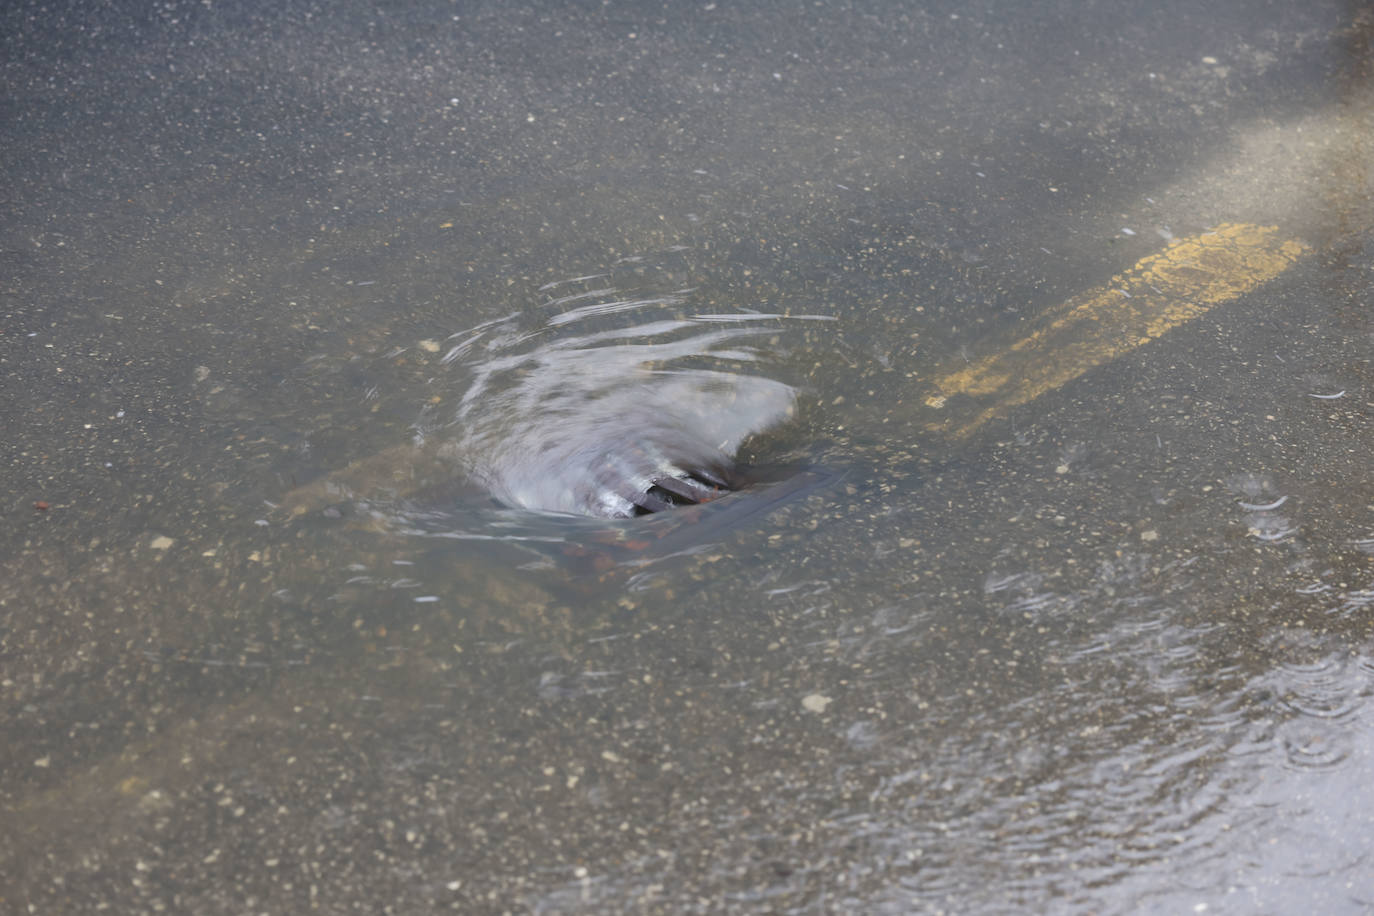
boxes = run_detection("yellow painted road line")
[923,222,1308,437]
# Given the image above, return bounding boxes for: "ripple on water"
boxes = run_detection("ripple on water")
[1275,659,1366,722]
[821,539,1374,912]
[1275,717,1351,770]
[1224,471,1301,544]
[1244,645,1370,772]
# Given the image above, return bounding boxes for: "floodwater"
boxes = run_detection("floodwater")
[3,1,1372,913]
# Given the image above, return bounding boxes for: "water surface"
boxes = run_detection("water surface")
[3,1,1373,913]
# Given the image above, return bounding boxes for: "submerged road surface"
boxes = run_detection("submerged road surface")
[3,1,1372,913]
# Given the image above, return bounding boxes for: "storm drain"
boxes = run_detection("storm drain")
[629,467,733,516]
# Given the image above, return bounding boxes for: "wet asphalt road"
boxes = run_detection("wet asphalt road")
[3,1,1373,913]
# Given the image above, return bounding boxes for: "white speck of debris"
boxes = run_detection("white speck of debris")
[1055,464,1070,475]
[413,596,439,603]
[1120,227,1136,236]
[802,694,832,714]
[194,366,211,382]
[1308,390,1346,399]
[34,756,50,768]
[254,519,269,527]
[574,867,589,879]
[601,750,622,763]
[1141,530,1159,542]
[1201,56,1218,65]
[418,339,440,353]
[446,880,462,891]
[150,535,174,550]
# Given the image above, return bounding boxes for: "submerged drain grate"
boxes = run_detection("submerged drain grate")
[562,463,840,574]
[629,468,732,516]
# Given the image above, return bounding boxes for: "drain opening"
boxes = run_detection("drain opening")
[629,469,731,516]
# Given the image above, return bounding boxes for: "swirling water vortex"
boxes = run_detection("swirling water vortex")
[430,283,822,519]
